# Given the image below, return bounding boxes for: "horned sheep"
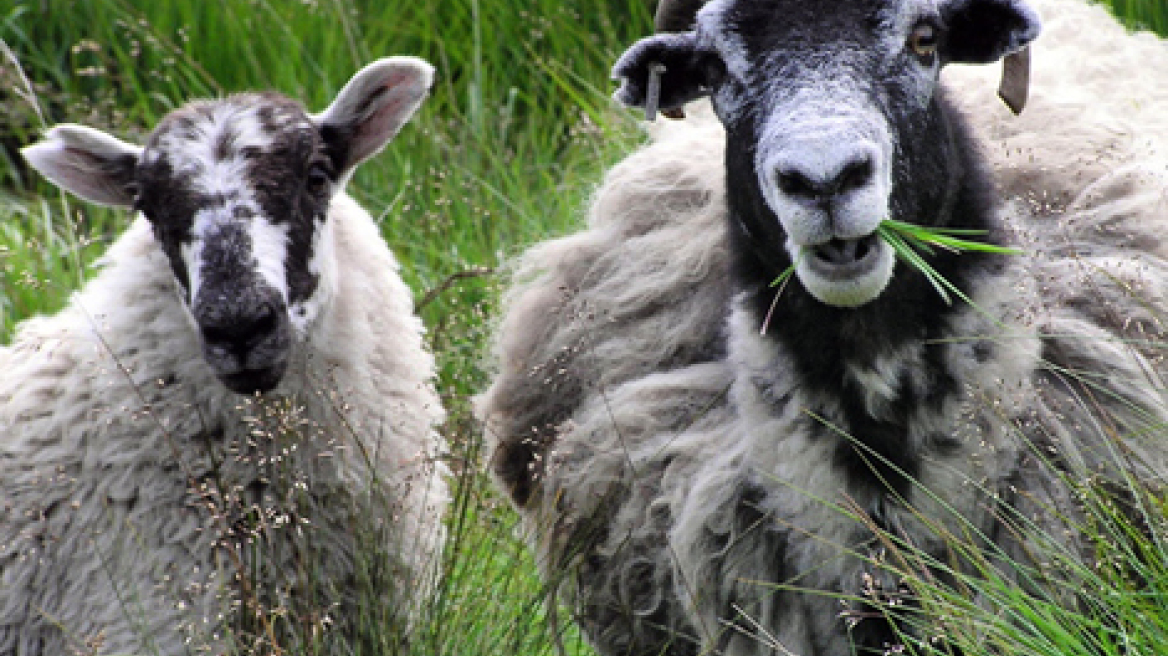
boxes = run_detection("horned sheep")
[477,0,1168,654]
[2,58,448,654]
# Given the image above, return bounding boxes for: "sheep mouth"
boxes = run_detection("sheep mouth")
[806,234,882,280]
[793,234,896,308]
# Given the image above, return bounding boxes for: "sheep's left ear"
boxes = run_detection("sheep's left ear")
[313,56,434,173]
[612,32,712,119]
[942,0,1040,113]
[941,0,1041,64]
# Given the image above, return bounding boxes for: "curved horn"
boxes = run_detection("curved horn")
[653,0,707,32]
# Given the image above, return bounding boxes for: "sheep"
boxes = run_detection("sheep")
[2,57,448,655]
[476,0,1168,654]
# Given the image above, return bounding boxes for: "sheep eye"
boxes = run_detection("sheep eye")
[908,23,938,61]
[306,163,331,193]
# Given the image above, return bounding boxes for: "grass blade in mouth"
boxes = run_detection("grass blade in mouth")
[769,263,797,290]
[878,219,1021,256]
[876,220,1019,305]
[761,262,798,334]
[877,225,954,303]
[766,221,1019,311]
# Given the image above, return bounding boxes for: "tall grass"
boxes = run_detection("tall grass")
[854,462,1168,656]
[1,0,1166,655]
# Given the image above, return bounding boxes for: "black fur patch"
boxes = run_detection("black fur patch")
[319,123,354,175]
[942,0,1038,64]
[136,153,197,294]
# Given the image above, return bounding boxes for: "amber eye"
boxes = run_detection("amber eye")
[909,23,939,60]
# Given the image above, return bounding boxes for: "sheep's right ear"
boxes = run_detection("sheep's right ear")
[21,125,142,208]
[313,56,434,174]
[613,33,711,118]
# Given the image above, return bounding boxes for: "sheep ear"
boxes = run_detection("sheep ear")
[21,124,142,207]
[942,0,1041,65]
[313,56,434,173]
[942,0,1040,114]
[613,32,711,119]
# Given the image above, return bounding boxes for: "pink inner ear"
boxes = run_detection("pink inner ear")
[23,139,138,208]
[314,57,434,169]
[363,71,417,136]
[343,67,431,167]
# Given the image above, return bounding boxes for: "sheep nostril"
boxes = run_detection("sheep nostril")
[201,304,281,355]
[777,168,819,199]
[249,306,278,341]
[836,158,874,194]
[775,151,877,202]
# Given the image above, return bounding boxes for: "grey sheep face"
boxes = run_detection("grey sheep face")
[614,0,1040,308]
[22,57,434,394]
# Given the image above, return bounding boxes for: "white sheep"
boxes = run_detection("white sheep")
[477,0,1168,654]
[2,57,448,654]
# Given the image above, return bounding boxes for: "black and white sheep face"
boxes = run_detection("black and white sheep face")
[136,95,337,394]
[615,0,1040,308]
[22,57,434,394]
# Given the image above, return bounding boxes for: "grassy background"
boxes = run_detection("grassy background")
[1,0,1166,655]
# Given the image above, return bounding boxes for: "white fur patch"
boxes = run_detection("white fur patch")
[844,342,923,419]
[754,84,895,247]
[157,107,274,188]
[180,235,203,306]
[249,216,292,305]
[290,216,336,334]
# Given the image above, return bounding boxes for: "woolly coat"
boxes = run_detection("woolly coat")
[477,0,1168,654]
[0,194,448,655]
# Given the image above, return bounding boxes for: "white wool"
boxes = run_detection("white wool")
[0,193,448,654]
[945,0,1168,255]
[478,1,1168,654]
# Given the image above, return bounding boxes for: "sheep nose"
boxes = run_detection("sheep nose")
[200,302,281,357]
[775,150,876,203]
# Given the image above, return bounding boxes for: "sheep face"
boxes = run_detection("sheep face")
[615,0,1039,308]
[22,57,434,394]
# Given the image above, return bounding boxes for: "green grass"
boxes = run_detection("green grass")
[2,0,1167,655]
[1108,0,1168,33]
[866,470,1168,656]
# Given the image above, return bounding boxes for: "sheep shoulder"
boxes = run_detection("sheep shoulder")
[479,118,732,510]
[942,0,1168,484]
